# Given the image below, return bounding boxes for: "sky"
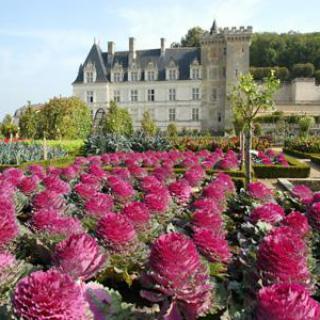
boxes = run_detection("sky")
[1,0,320,120]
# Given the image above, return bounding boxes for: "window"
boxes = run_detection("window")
[192,108,199,121]
[192,88,200,100]
[169,88,176,101]
[86,91,94,104]
[212,88,217,101]
[131,72,138,81]
[191,68,200,80]
[113,72,121,82]
[147,89,155,102]
[169,108,176,121]
[169,69,177,80]
[131,90,138,102]
[114,90,120,102]
[218,112,222,123]
[86,72,94,83]
[147,71,155,81]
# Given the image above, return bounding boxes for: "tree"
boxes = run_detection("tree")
[141,110,157,136]
[38,97,92,140]
[180,27,206,47]
[298,116,315,137]
[231,71,280,186]
[19,105,38,139]
[1,114,18,139]
[103,101,133,136]
[166,123,178,138]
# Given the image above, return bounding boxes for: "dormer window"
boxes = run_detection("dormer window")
[83,61,96,83]
[112,62,124,82]
[114,73,121,82]
[145,61,158,81]
[166,59,179,81]
[169,69,177,80]
[129,62,141,82]
[190,58,201,80]
[131,72,138,81]
[147,71,155,81]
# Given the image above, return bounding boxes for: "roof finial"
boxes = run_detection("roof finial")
[210,19,218,34]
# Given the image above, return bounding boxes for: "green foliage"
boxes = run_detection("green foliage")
[315,70,320,85]
[166,123,178,138]
[298,116,315,137]
[250,32,320,70]
[104,101,133,136]
[19,106,38,139]
[1,114,18,138]
[292,63,315,78]
[140,110,157,136]
[285,136,320,153]
[253,156,310,178]
[174,26,205,47]
[37,97,92,140]
[250,66,290,81]
[34,139,84,156]
[0,142,67,165]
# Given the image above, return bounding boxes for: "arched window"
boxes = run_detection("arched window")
[94,108,106,127]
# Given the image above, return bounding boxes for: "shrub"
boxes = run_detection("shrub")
[292,63,315,78]
[298,116,315,137]
[166,123,178,138]
[1,115,18,139]
[19,106,38,139]
[140,111,157,136]
[285,136,320,153]
[250,67,290,81]
[315,70,320,85]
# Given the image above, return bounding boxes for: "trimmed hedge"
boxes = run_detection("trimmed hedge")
[284,148,320,166]
[253,155,310,178]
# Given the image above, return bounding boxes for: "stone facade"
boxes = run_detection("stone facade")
[72,21,252,133]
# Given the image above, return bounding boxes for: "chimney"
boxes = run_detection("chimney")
[108,41,115,55]
[161,38,166,55]
[129,37,136,60]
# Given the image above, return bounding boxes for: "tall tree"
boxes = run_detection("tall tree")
[141,110,157,136]
[180,27,206,47]
[19,104,38,139]
[1,114,18,139]
[231,71,280,185]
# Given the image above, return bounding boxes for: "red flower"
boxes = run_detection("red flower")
[257,227,310,288]
[74,183,99,200]
[183,165,205,187]
[191,209,224,233]
[144,189,171,214]
[43,175,71,195]
[292,185,314,205]
[13,270,89,320]
[97,212,137,252]
[168,179,193,204]
[282,211,310,238]
[256,283,320,320]
[33,190,65,210]
[307,202,320,231]
[0,198,18,247]
[193,228,231,264]
[18,176,39,195]
[141,233,212,318]
[247,182,273,202]
[122,201,150,229]
[250,203,285,225]
[53,233,107,280]
[84,193,113,218]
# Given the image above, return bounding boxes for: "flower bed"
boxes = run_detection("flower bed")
[284,148,320,166]
[253,149,289,166]
[0,153,318,319]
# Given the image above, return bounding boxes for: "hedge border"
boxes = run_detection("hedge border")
[253,155,310,178]
[284,148,320,166]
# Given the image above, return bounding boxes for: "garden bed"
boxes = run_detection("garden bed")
[284,148,320,166]
[253,155,310,178]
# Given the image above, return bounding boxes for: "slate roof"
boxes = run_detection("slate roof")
[73,43,201,83]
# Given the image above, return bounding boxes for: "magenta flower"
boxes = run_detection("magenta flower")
[128,165,148,178]
[33,190,65,210]
[0,198,18,247]
[256,283,320,320]
[140,175,163,192]
[89,164,107,180]
[18,176,39,195]
[28,164,46,179]
[13,270,90,320]
[247,182,273,202]
[110,179,135,203]
[2,168,24,186]
[215,173,236,194]
[32,209,83,237]
[84,193,113,218]
[292,185,314,205]
[144,189,171,214]
[203,184,226,208]
[191,209,224,233]
[97,212,137,252]
[168,179,193,204]
[141,233,212,318]
[312,192,320,203]
[61,165,80,180]
[193,228,231,264]
[43,175,71,195]
[0,251,19,288]
[53,233,107,280]
[80,173,101,188]
[183,165,205,187]
[250,203,285,225]
[193,197,220,212]
[282,211,310,238]
[257,227,310,287]
[74,182,99,200]
[122,201,150,229]
[307,202,320,231]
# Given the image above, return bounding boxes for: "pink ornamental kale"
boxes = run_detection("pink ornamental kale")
[110,179,135,203]
[250,203,285,225]
[307,202,320,231]
[74,182,99,200]
[18,176,39,195]
[183,165,205,187]
[2,168,24,186]
[13,270,90,320]
[168,179,193,204]
[257,227,311,288]
[32,209,83,237]
[33,190,65,210]
[292,184,314,205]
[144,189,171,214]
[0,198,18,247]
[282,211,310,238]
[97,212,137,252]
[122,201,150,229]
[193,228,231,264]
[43,175,71,195]
[84,193,113,218]
[191,209,224,234]
[256,283,320,320]
[247,182,273,202]
[141,232,212,319]
[215,173,236,194]
[53,233,107,280]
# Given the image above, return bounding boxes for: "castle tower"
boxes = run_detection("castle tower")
[200,23,252,133]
